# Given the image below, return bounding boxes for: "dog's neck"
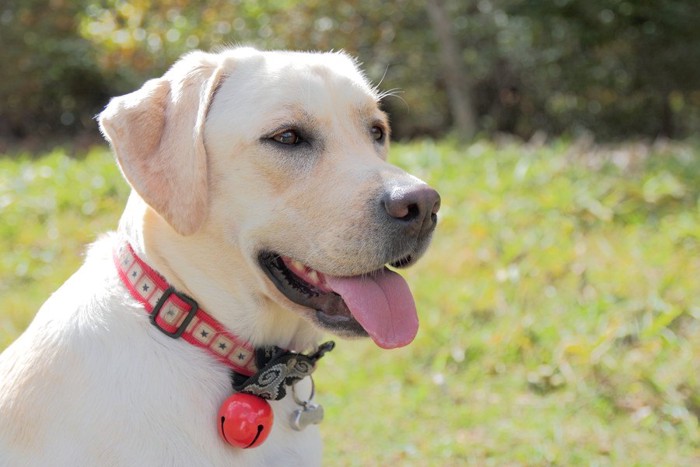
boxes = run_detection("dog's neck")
[117,193,323,352]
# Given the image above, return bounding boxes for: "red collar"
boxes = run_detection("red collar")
[113,240,257,377]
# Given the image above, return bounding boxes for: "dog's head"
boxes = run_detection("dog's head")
[99,47,439,349]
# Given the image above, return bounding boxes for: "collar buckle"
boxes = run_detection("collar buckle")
[150,286,199,339]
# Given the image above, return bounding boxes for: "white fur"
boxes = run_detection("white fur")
[0,47,433,465]
[0,237,320,465]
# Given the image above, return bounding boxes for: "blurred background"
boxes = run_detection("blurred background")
[1,1,699,465]
[1,0,699,149]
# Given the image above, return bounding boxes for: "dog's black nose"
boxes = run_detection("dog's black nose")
[382,184,441,237]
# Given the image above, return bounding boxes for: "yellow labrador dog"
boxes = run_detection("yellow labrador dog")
[0,47,439,465]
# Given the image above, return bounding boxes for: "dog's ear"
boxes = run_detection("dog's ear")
[99,51,224,236]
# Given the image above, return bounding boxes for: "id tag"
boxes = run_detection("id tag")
[290,403,324,431]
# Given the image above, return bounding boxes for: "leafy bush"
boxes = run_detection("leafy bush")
[1,1,699,142]
[0,1,111,141]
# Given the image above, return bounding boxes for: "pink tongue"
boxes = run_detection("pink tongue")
[325,268,418,349]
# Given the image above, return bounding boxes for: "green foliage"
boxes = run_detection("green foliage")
[0,1,110,140]
[510,0,700,138]
[1,140,699,463]
[0,148,129,344]
[1,0,699,142]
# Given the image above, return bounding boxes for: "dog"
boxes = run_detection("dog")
[0,47,439,466]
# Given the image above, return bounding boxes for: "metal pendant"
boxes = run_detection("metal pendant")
[291,402,325,431]
[290,376,324,431]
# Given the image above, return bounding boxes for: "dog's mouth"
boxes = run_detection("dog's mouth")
[258,252,418,349]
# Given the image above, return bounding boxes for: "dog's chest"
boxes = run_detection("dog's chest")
[85,309,323,465]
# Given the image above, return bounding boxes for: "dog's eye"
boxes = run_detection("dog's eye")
[271,130,302,145]
[371,125,385,143]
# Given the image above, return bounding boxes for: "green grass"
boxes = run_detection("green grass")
[1,140,699,465]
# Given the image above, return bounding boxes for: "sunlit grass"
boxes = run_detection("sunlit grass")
[1,140,698,464]
[0,148,130,346]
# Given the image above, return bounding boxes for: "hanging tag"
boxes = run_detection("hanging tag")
[291,402,324,431]
[290,376,323,431]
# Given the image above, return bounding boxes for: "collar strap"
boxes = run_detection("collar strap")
[231,341,335,401]
[113,241,258,376]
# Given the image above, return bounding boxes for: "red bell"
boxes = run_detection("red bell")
[217,393,274,449]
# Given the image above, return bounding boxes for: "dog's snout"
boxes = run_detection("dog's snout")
[382,184,441,236]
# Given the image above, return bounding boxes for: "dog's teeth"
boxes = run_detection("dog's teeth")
[291,259,305,272]
[307,270,319,284]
